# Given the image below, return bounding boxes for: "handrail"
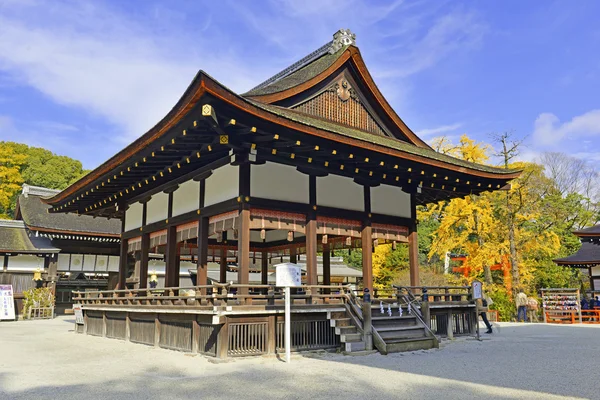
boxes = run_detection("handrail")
[72,284,351,308]
[393,285,439,342]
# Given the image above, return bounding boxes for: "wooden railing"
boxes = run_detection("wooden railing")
[73,284,350,309]
[395,286,472,303]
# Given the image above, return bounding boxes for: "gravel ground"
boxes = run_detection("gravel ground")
[0,317,598,400]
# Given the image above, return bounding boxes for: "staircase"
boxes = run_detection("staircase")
[328,288,439,355]
[327,310,366,352]
[371,303,438,354]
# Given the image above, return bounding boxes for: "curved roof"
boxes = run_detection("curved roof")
[17,189,120,236]
[0,220,59,254]
[45,30,520,216]
[554,240,600,267]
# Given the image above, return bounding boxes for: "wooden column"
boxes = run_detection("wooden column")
[197,217,209,291]
[139,233,150,289]
[220,232,228,283]
[261,250,268,285]
[290,247,297,264]
[238,209,250,292]
[118,216,127,291]
[164,225,178,288]
[408,227,420,287]
[305,219,317,285]
[323,244,331,286]
[306,175,318,286]
[133,251,142,289]
[361,224,373,292]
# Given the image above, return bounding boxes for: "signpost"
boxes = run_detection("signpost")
[0,284,15,321]
[275,263,302,363]
[472,280,482,341]
[73,304,84,325]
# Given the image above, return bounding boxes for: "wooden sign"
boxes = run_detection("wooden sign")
[73,304,84,325]
[472,280,483,299]
[0,285,15,321]
[275,263,302,287]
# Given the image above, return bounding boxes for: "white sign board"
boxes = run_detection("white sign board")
[73,304,84,325]
[472,280,483,300]
[275,263,302,287]
[0,285,16,321]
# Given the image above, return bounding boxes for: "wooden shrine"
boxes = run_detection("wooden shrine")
[47,29,520,356]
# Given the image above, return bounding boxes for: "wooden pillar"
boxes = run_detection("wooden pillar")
[139,233,149,289]
[165,225,178,288]
[47,254,58,296]
[220,232,228,283]
[118,216,127,291]
[409,191,420,287]
[261,250,269,285]
[290,247,297,264]
[323,244,331,286]
[197,217,209,291]
[238,209,250,292]
[361,224,373,292]
[133,251,142,289]
[408,227,420,287]
[305,219,317,285]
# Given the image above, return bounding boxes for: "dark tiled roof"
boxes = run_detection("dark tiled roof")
[18,193,121,235]
[243,45,347,97]
[554,240,600,266]
[574,224,600,236]
[0,221,59,253]
[247,100,517,176]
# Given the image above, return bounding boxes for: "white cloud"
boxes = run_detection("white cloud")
[532,109,600,147]
[415,123,462,137]
[0,2,258,142]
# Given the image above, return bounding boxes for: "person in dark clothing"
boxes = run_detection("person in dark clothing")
[477,296,493,334]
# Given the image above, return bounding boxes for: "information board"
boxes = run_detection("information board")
[73,304,84,325]
[0,285,15,321]
[275,263,302,287]
[472,280,483,300]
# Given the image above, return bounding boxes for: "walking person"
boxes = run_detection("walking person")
[476,290,493,334]
[527,296,539,323]
[516,289,528,322]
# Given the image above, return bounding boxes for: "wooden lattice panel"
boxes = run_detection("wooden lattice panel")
[292,78,386,136]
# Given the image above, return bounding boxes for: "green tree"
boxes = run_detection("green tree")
[0,143,27,218]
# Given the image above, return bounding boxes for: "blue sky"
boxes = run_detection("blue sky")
[1,0,599,169]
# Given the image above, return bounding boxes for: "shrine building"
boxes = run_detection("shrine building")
[44,30,520,356]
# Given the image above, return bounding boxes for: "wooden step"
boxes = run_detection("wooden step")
[376,325,424,332]
[336,326,357,335]
[344,340,366,352]
[378,327,425,340]
[341,333,362,342]
[385,337,437,353]
[330,318,352,327]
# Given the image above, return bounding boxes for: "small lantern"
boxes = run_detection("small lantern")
[392,241,397,250]
[322,234,328,244]
[287,231,294,242]
[346,237,351,246]
[216,232,223,243]
[260,229,266,240]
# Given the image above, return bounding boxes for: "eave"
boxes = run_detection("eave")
[45,72,521,217]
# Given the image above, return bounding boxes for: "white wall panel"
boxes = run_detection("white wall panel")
[7,255,40,271]
[96,255,109,272]
[147,192,169,224]
[83,255,96,271]
[205,164,239,207]
[108,256,120,272]
[70,254,84,271]
[591,266,600,276]
[173,179,199,217]
[594,278,600,290]
[58,254,71,271]
[317,174,363,211]
[371,184,411,218]
[251,162,308,203]
[125,202,143,231]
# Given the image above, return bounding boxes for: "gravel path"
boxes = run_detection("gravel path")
[1,317,598,400]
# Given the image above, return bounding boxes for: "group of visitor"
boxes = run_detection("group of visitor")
[516,289,540,323]
[581,295,600,310]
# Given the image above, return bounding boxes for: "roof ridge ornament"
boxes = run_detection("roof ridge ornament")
[329,29,356,54]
